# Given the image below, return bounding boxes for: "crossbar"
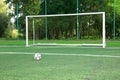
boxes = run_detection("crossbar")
[26,12,105,18]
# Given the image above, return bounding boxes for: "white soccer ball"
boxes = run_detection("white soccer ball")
[34,53,41,61]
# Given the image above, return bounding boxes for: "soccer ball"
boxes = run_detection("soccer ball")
[34,53,41,61]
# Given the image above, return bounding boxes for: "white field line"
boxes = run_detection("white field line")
[0,52,120,58]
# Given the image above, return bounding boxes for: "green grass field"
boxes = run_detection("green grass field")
[0,40,120,80]
[0,40,120,47]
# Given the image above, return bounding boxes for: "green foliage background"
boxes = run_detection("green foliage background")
[1,0,120,40]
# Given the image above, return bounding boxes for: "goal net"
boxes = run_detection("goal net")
[26,12,106,48]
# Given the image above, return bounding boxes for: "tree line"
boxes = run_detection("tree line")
[0,0,120,40]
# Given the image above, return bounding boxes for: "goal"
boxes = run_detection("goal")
[26,12,106,48]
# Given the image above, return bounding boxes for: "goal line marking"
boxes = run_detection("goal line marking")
[0,52,120,58]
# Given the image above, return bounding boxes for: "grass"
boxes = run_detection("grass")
[0,39,120,47]
[0,55,120,80]
[0,40,120,80]
[0,54,120,80]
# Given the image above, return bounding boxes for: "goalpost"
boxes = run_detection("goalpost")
[26,12,106,48]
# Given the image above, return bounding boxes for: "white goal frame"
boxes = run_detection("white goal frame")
[26,12,106,48]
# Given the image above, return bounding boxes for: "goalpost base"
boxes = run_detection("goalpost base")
[29,43,105,48]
